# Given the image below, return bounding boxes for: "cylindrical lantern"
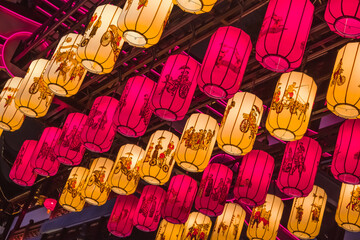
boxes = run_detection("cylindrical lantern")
[77,4,124,74]
[81,96,119,153]
[113,76,156,137]
[83,157,114,206]
[108,144,145,195]
[173,0,216,14]
[175,113,219,172]
[59,166,89,212]
[155,219,184,240]
[183,212,212,240]
[139,130,179,185]
[266,72,317,141]
[9,140,37,186]
[256,0,314,72]
[161,175,198,224]
[336,183,360,232]
[14,59,54,118]
[107,195,139,237]
[247,194,284,240]
[198,26,252,99]
[152,54,200,121]
[288,186,327,239]
[133,185,166,232]
[234,150,274,207]
[217,92,263,156]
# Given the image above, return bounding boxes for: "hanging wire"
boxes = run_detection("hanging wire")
[187,23,196,54]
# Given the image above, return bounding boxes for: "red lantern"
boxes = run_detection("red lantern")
[44,198,57,214]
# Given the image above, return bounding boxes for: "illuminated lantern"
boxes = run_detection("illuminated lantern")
[175,113,219,172]
[198,26,251,99]
[183,212,212,240]
[113,76,156,137]
[108,144,145,195]
[139,130,179,185]
[266,72,317,141]
[173,0,216,14]
[234,150,274,207]
[217,92,263,156]
[152,54,200,121]
[155,219,184,240]
[14,59,54,118]
[81,96,119,153]
[336,183,360,232]
[44,198,57,214]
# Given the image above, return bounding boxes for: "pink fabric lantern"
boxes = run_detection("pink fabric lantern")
[44,198,57,213]
[161,175,198,224]
[234,150,274,207]
[81,96,119,153]
[9,140,38,186]
[152,54,200,121]
[256,0,314,72]
[197,26,252,99]
[54,113,88,166]
[195,163,233,217]
[277,136,321,197]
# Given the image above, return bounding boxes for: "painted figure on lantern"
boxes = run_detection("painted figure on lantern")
[87,166,110,193]
[62,173,85,199]
[29,75,53,106]
[346,187,360,212]
[215,45,243,73]
[160,65,192,99]
[113,152,141,183]
[295,204,304,224]
[331,58,346,86]
[259,14,287,38]
[139,93,152,125]
[180,127,215,151]
[139,195,158,217]
[0,86,18,107]
[281,142,306,175]
[241,105,261,139]
[57,124,83,152]
[38,143,57,163]
[250,204,271,230]
[184,222,211,240]
[143,136,175,172]
[100,25,122,61]
[221,99,235,126]
[85,103,107,130]
[118,84,129,110]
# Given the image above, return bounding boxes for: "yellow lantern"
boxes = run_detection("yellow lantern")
[77,4,124,74]
[217,92,263,156]
[139,130,179,185]
[155,219,184,240]
[288,185,327,239]
[14,59,54,118]
[117,0,173,48]
[266,72,317,141]
[173,0,216,15]
[183,212,212,240]
[175,113,219,172]
[108,144,145,195]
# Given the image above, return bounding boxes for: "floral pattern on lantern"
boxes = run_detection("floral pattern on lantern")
[336,183,360,232]
[183,212,212,240]
[155,219,184,240]
[173,0,217,14]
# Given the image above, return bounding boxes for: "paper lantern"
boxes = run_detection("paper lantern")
[336,183,360,232]
[107,195,139,237]
[183,212,212,240]
[9,140,37,186]
[161,175,198,224]
[152,54,200,121]
[44,198,57,214]
[81,96,118,153]
[197,26,252,99]
[83,157,114,206]
[139,130,179,185]
[173,0,216,14]
[155,219,184,240]
[59,166,89,212]
[133,185,166,232]
[234,150,274,207]
[113,76,155,137]
[247,194,284,240]
[108,144,145,195]
[14,59,54,118]
[266,72,317,141]
[217,92,263,156]
[175,113,219,172]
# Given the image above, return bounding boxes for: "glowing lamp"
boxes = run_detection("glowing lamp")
[44,198,57,214]
[183,212,212,240]
[173,0,217,14]
[155,219,184,240]
[336,183,360,232]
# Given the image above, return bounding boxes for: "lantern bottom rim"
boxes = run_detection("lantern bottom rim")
[142,175,161,185]
[334,16,360,38]
[56,156,79,166]
[18,106,37,117]
[11,178,32,186]
[339,222,360,232]
[178,162,200,172]
[84,197,102,206]
[81,59,104,74]
[0,122,11,131]
[48,83,69,97]
[135,224,152,232]
[238,198,257,207]
[262,54,290,72]
[221,144,243,156]
[333,103,360,119]
[198,208,218,217]
[282,187,303,197]
[111,186,129,195]
[83,142,103,153]
[154,108,178,121]
[202,84,227,99]
[123,31,147,48]
[163,216,183,224]
[108,229,128,238]
[34,168,51,177]
[272,128,296,141]
[175,0,203,12]
[337,173,360,184]
[116,125,137,137]
[61,204,81,212]
[292,230,312,239]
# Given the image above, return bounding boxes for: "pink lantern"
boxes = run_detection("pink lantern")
[81,96,119,153]
[197,26,252,99]
[9,140,38,186]
[161,175,198,224]
[195,163,233,217]
[234,150,274,207]
[152,54,200,121]
[256,0,314,72]
[54,113,88,166]
[44,198,57,213]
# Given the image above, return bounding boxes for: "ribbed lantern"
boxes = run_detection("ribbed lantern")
[197,26,252,99]
[108,144,145,195]
[183,212,212,240]
[77,4,124,74]
[9,140,37,186]
[175,113,219,172]
[336,183,360,232]
[256,0,314,72]
[113,76,156,137]
[217,92,263,156]
[155,219,184,240]
[81,96,119,153]
[161,175,198,224]
[152,54,200,121]
[139,130,179,185]
[14,59,54,118]
[247,194,284,240]
[59,166,89,212]
[83,157,114,206]
[174,0,216,14]
[234,150,274,207]
[266,72,317,141]
[107,195,139,237]
[277,136,321,197]
[288,186,327,239]
[133,185,166,232]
